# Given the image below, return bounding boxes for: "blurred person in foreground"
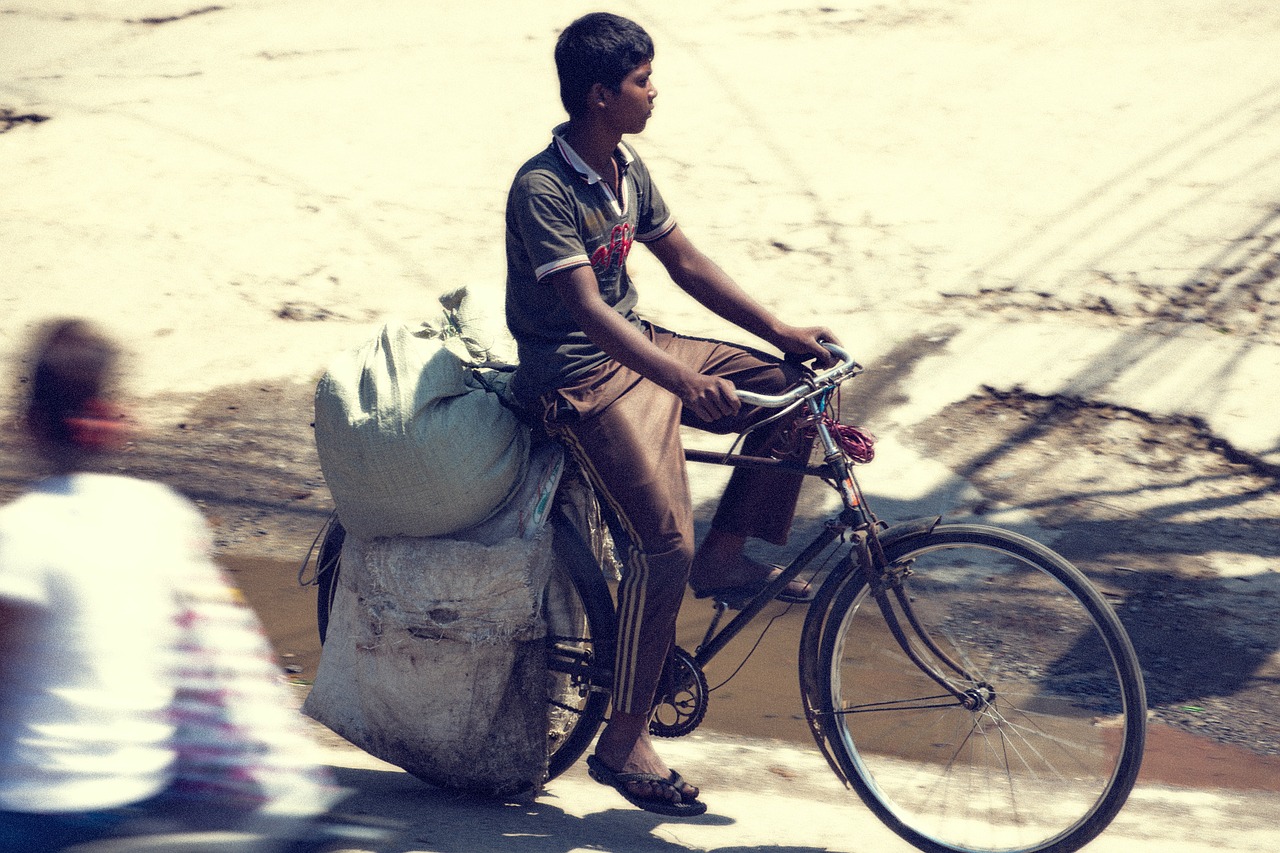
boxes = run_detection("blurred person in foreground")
[0,319,374,852]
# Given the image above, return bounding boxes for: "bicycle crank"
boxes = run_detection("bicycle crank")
[649,646,708,738]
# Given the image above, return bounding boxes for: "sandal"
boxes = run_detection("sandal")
[586,754,707,818]
[691,565,814,605]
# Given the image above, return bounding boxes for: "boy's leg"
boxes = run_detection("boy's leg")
[539,328,805,804]
[545,363,702,805]
[544,365,693,719]
[656,330,813,545]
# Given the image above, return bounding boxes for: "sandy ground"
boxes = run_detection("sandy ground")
[3,1,1280,850]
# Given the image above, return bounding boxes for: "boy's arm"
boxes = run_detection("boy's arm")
[550,265,743,421]
[646,224,840,365]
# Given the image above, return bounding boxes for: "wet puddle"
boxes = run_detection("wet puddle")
[225,555,1280,794]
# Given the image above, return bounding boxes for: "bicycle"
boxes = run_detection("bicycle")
[311,343,1147,853]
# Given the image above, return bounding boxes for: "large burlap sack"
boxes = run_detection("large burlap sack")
[301,531,554,797]
[301,445,567,798]
[313,321,529,540]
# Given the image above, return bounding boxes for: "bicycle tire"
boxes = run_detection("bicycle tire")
[815,523,1145,853]
[544,505,616,782]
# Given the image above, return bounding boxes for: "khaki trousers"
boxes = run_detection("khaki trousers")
[539,326,810,715]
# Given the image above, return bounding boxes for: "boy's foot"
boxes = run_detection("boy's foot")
[593,718,701,814]
[688,555,813,603]
[586,754,706,817]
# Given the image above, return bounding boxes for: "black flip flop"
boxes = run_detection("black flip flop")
[691,565,814,605]
[586,754,708,818]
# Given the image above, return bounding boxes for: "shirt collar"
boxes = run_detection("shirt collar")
[551,123,634,186]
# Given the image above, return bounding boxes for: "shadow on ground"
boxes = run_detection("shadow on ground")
[327,765,831,853]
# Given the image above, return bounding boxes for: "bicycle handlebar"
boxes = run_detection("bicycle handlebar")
[736,342,861,408]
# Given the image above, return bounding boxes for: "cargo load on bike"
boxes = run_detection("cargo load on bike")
[312,295,529,540]
[303,290,618,796]
[303,296,1148,851]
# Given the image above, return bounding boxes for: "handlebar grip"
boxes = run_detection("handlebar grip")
[736,342,859,408]
[735,389,785,407]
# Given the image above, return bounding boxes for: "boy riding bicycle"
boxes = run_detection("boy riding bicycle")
[504,12,840,816]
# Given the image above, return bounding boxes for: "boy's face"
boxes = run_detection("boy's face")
[604,61,657,135]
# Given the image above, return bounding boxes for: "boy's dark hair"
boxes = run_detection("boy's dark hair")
[24,318,120,456]
[555,13,654,118]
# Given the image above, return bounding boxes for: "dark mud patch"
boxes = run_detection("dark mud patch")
[906,390,1280,756]
[0,108,50,133]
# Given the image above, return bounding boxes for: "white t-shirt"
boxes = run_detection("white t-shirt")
[0,473,200,813]
[0,473,336,821]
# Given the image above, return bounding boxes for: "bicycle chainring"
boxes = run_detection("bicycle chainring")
[649,646,708,738]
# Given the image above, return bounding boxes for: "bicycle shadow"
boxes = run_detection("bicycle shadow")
[850,484,1280,743]
[861,426,1279,752]
[1053,522,1280,709]
[829,332,1280,747]
[327,765,837,853]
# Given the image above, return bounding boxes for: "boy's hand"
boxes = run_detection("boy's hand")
[675,371,740,422]
[774,325,842,368]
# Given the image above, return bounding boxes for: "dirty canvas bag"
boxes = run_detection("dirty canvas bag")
[313,320,529,539]
[301,445,565,797]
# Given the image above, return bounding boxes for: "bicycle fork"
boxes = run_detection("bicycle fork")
[858,528,993,712]
[808,395,985,711]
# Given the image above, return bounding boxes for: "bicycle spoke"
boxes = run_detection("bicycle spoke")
[831,695,962,714]
[818,524,1144,853]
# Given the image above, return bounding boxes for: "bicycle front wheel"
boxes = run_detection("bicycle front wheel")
[817,524,1145,853]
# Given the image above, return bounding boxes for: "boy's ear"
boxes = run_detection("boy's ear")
[588,82,611,109]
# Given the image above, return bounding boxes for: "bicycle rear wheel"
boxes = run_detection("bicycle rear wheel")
[817,524,1145,853]
[543,509,616,781]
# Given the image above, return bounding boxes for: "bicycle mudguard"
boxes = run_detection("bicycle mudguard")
[796,515,941,787]
[549,504,619,641]
[873,515,943,551]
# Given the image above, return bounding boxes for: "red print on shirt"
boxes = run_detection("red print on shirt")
[590,222,634,275]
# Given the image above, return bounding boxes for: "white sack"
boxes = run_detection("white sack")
[301,446,567,797]
[301,531,554,797]
[313,322,529,539]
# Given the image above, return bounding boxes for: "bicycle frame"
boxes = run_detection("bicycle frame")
[682,385,870,666]
[546,385,872,693]
[546,351,984,755]
[682,384,976,714]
